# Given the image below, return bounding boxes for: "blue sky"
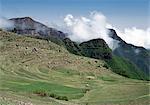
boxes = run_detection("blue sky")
[0,0,149,30]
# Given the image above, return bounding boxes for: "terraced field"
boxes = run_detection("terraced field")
[0,30,149,105]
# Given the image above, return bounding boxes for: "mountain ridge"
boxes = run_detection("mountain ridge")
[9,17,66,39]
[108,29,150,75]
[7,17,149,80]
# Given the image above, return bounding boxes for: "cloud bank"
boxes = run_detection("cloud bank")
[64,12,150,49]
[115,27,150,49]
[64,12,119,50]
[0,17,14,29]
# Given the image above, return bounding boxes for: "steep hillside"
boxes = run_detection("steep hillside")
[63,38,148,80]
[79,38,112,60]
[106,56,148,80]
[108,29,150,76]
[63,38,112,60]
[0,30,149,105]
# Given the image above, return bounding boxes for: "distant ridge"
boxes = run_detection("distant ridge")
[9,17,66,39]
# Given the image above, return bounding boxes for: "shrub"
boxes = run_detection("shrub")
[87,61,91,64]
[103,63,109,69]
[49,93,68,101]
[56,96,68,101]
[97,65,101,68]
[11,28,17,33]
[61,96,68,101]
[49,93,57,98]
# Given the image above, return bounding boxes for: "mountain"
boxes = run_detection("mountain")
[63,38,112,60]
[79,38,112,60]
[9,17,66,39]
[8,17,149,80]
[63,38,148,80]
[9,17,112,60]
[0,30,149,105]
[108,29,150,76]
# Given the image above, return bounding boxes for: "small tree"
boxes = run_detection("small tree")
[12,28,17,33]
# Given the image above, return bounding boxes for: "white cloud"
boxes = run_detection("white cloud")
[0,17,14,29]
[64,11,150,49]
[64,14,74,26]
[64,11,118,50]
[115,27,150,49]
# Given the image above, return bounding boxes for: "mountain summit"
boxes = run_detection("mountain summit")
[9,17,66,39]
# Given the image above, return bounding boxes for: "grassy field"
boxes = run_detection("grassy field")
[0,30,149,105]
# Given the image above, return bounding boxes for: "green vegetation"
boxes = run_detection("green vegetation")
[34,90,69,101]
[79,39,112,60]
[103,63,109,69]
[0,30,149,105]
[63,38,82,55]
[63,38,112,60]
[106,56,149,80]
[63,37,148,80]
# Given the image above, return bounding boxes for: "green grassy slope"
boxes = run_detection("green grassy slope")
[106,56,149,80]
[0,30,149,105]
[63,38,148,80]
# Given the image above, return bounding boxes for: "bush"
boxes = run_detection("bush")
[11,28,17,33]
[56,96,68,101]
[49,93,68,101]
[103,63,109,69]
[97,65,101,68]
[49,93,57,98]
[87,61,91,64]
[61,96,68,101]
